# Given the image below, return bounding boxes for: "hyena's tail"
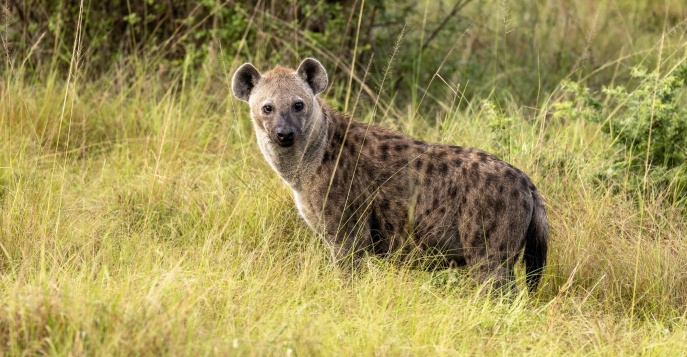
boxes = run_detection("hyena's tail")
[524,189,548,292]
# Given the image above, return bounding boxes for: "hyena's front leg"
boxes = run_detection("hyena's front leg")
[325,213,372,274]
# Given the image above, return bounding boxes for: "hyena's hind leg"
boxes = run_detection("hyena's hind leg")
[470,256,520,295]
[463,232,521,295]
[468,206,530,295]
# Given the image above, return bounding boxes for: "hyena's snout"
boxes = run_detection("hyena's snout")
[271,116,301,148]
[275,126,296,147]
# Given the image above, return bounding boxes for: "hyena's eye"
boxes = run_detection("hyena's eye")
[293,101,304,112]
[262,105,273,114]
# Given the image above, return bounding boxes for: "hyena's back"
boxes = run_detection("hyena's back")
[299,109,548,291]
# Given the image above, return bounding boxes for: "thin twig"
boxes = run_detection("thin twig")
[421,0,474,52]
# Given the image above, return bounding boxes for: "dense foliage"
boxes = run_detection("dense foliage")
[4,0,686,104]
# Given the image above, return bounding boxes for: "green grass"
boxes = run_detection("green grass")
[2,0,687,355]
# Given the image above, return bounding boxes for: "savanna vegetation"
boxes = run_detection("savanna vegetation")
[1,0,687,355]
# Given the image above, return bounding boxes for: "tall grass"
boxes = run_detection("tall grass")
[2,0,687,355]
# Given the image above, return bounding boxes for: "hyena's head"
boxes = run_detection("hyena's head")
[232,58,328,152]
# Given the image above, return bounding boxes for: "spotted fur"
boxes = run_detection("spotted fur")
[232,58,548,292]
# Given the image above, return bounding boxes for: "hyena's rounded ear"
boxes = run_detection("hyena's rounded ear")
[296,58,328,95]
[232,63,262,102]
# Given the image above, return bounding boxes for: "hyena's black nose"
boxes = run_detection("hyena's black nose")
[275,126,295,147]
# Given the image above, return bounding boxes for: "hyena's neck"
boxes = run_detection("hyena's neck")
[321,105,363,160]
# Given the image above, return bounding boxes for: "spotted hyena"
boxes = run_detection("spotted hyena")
[232,58,548,292]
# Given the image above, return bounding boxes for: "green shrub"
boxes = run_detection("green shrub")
[555,65,687,205]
